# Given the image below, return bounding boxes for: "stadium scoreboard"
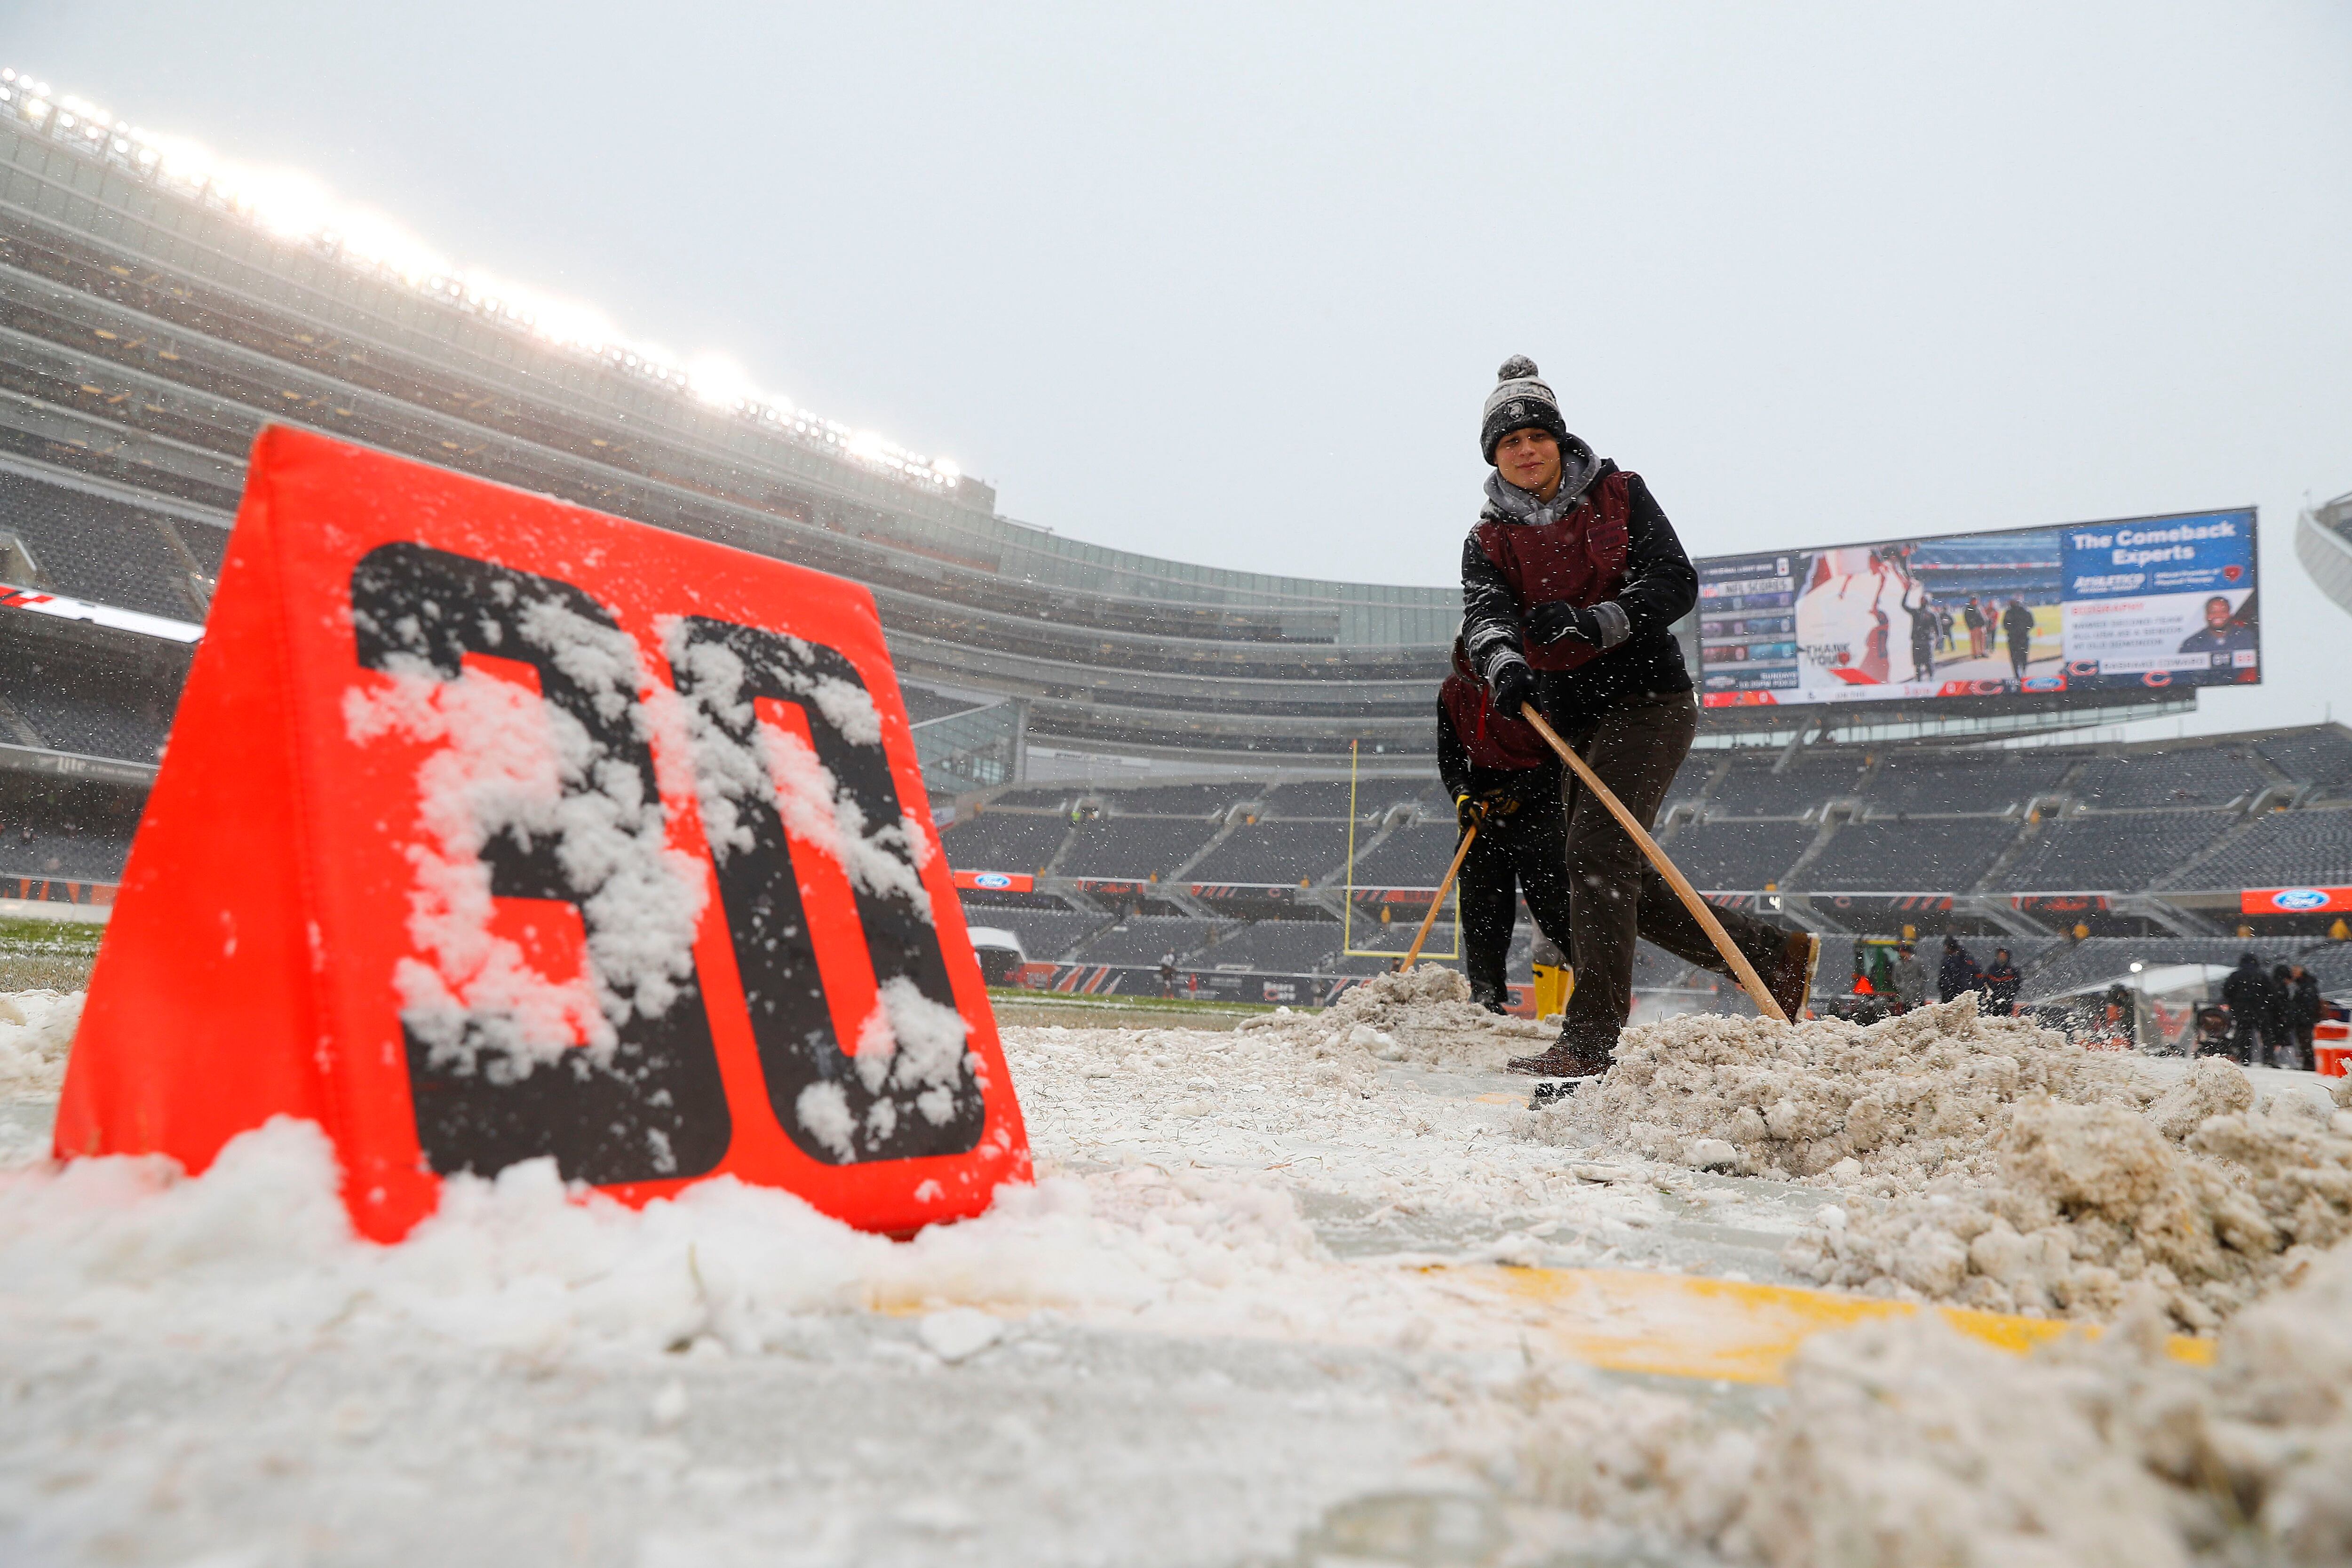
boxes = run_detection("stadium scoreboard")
[1697,507,2259,710]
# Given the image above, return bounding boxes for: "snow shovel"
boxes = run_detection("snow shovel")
[1518,704,1789,1024]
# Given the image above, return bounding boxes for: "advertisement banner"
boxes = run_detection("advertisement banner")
[1697,508,2258,708]
[2240,886,2352,915]
[951,868,1035,893]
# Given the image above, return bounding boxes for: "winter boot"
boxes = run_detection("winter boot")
[1507,1021,1613,1079]
[1766,931,1821,1022]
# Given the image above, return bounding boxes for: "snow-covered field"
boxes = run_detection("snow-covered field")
[7,973,2352,1566]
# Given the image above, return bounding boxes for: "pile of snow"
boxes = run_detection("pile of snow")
[1526,993,2145,1185]
[0,1117,1355,1357]
[1782,1062,2352,1329]
[1520,995,2352,1329]
[0,989,79,1096]
[1239,964,1550,1071]
[1441,1239,2352,1564]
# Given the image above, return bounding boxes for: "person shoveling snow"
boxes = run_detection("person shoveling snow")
[1457,356,1818,1076]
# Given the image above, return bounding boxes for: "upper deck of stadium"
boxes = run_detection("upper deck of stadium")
[0,74,1462,770]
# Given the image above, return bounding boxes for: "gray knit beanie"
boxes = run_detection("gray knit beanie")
[1479,355,1569,464]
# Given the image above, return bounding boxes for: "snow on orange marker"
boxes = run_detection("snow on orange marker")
[55,426,1028,1242]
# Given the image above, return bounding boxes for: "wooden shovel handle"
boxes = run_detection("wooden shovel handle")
[1399,820,1476,969]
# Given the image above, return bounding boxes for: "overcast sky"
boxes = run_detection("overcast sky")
[15,3,2350,736]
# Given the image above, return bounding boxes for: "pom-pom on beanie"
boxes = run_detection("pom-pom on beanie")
[1479,355,1569,465]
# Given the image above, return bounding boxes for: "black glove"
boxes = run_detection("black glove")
[1454,794,1485,835]
[1490,660,1536,718]
[1527,600,1631,650]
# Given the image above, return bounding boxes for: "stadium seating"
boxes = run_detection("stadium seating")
[1997,810,2240,892]
[2167,808,2352,890]
[1070,916,1227,965]
[1056,816,1223,880]
[957,907,1106,963]
[0,774,140,882]
[1343,822,1463,888]
[0,471,212,621]
[1098,783,1250,816]
[1655,820,1815,890]
[2069,749,2267,811]
[1708,753,1868,818]
[936,811,1071,875]
[1192,919,1345,973]
[0,638,175,764]
[2258,729,2352,799]
[1793,820,2010,893]
[1863,749,2078,815]
[1187,821,1350,886]
[1329,923,1461,975]
[1263,779,1375,818]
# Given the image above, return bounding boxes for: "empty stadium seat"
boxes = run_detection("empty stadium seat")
[1796,819,2014,892]
[1187,822,1350,886]
[1864,750,2076,816]
[2168,809,2352,890]
[1707,753,1868,818]
[2255,729,2352,799]
[1057,816,1222,880]
[1997,810,2239,892]
[1656,820,1814,890]
[1071,916,1225,965]
[1344,822,1461,888]
[956,906,1105,963]
[937,811,1071,875]
[0,471,209,621]
[2070,750,2267,811]
[1192,919,1344,973]
[1265,779,1381,818]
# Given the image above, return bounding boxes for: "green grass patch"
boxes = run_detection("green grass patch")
[0,916,103,992]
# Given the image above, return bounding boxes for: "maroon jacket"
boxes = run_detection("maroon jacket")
[1468,469,1633,674]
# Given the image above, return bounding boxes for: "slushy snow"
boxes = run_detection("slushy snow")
[11,971,2352,1565]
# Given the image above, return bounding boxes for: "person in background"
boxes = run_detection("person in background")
[1158,952,1177,999]
[2266,962,2299,1069]
[1938,935,1984,1003]
[1456,356,1817,1075]
[1903,585,1938,682]
[1963,598,1986,660]
[1983,947,2024,1015]
[2177,595,2257,655]
[1435,635,1577,1015]
[1938,604,1955,653]
[2221,952,2276,1067]
[2001,597,2035,684]
[2286,963,2322,1072]
[2193,1002,2234,1059]
[1890,941,1929,1011]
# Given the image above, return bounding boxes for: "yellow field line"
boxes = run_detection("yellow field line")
[1448,1263,2213,1385]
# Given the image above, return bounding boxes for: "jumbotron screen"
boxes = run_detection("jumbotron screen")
[1694,507,2260,708]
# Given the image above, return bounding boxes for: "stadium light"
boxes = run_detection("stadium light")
[0,64,969,497]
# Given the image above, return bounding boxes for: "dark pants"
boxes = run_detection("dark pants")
[1553,691,1795,1049]
[1459,790,1576,1006]
[2230,1019,2262,1067]
[2290,1024,2317,1072]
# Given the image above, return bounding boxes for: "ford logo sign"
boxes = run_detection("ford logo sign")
[2271,888,2331,911]
[972,872,1013,890]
